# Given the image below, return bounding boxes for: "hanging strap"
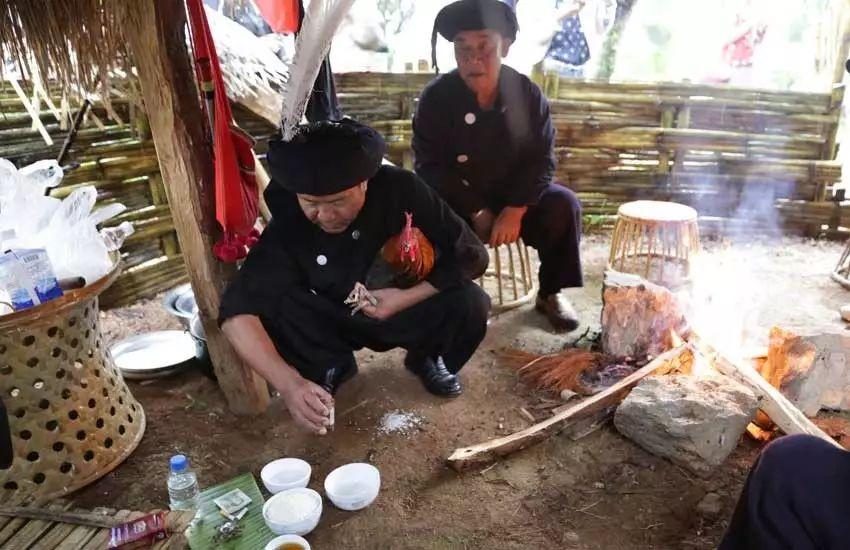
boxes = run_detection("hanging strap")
[186,0,234,124]
[185,0,259,261]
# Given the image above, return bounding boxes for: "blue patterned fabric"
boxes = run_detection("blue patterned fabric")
[545,14,590,66]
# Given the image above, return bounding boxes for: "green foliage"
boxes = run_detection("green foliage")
[645,24,671,47]
[596,0,640,80]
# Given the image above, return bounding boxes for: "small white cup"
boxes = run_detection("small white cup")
[324,463,381,511]
[261,458,311,494]
[264,534,311,550]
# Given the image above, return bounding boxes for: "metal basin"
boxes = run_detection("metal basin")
[162,283,197,328]
[110,331,197,380]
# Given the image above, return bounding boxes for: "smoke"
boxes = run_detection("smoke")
[724,178,796,242]
[683,173,796,360]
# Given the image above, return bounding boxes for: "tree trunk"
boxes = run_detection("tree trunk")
[595,0,639,81]
[118,0,269,414]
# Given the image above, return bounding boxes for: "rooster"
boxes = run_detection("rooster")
[380,211,435,287]
[347,212,435,315]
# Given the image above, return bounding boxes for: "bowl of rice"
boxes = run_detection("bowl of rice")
[262,488,322,536]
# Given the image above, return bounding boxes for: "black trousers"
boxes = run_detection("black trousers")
[720,434,850,550]
[517,184,584,295]
[260,281,490,389]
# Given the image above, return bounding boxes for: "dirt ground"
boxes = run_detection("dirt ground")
[74,235,850,549]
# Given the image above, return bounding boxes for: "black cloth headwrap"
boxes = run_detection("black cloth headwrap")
[267,119,386,196]
[431,0,519,73]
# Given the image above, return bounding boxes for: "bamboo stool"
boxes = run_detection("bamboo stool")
[477,240,538,313]
[0,262,146,503]
[608,200,700,288]
[832,238,850,289]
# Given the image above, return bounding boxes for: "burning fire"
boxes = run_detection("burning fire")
[681,249,768,365]
[669,330,715,378]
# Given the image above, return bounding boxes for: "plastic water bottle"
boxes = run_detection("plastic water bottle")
[167,454,199,511]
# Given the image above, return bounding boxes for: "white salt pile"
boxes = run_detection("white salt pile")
[378,410,423,436]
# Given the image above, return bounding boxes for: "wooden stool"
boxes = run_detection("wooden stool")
[832,238,850,289]
[477,240,537,313]
[608,200,700,287]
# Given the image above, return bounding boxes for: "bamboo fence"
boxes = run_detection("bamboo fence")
[4,72,848,306]
[0,80,187,307]
[335,72,847,238]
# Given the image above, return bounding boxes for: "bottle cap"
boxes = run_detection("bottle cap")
[170,454,188,472]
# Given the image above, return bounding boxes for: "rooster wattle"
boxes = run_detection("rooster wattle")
[379,211,435,287]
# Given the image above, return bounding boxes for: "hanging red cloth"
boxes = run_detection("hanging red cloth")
[186,0,260,263]
[254,0,301,34]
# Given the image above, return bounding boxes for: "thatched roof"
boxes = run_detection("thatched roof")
[1,1,287,125]
[1,0,129,91]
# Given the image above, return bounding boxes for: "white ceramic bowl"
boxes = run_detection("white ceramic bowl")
[324,463,381,511]
[264,534,311,550]
[262,488,322,536]
[261,458,312,494]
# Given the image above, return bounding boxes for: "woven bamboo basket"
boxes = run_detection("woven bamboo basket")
[608,200,701,288]
[0,261,146,502]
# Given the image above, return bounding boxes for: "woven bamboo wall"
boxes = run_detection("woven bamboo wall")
[0,80,187,308]
[334,72,847,238]
[4,73,847,306]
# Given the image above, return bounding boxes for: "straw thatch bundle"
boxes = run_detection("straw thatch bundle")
[1,0,290,125]
[0,0,129,91]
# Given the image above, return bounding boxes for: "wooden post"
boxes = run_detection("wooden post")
[118,0,269,414]
[657,106,674,177]
[832,1,850,88]
[822,85,845,162]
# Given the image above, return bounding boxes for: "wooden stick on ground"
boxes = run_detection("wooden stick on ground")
[446,344,692,471]
[695,338,841,449]
[0,506,119,528]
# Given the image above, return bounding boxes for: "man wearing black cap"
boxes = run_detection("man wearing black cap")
[219,119,490,434]
[414,0,584,332]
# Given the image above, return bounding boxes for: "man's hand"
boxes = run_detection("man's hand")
[471,208,496,242]
[361,282,439,321]
[490,206,527,247]
[279,375,334,435]
[222,315,334,435]
[360,287,412,321]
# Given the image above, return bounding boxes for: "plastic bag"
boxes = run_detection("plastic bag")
[0,158,134,285]
[101,222,135,252]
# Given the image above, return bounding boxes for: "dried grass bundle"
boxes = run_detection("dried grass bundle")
[0,0,129,91]
[502,348,614,395]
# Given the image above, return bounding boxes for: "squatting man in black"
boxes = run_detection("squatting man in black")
[219,120,491,434]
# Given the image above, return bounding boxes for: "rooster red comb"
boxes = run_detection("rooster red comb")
[400,211,419,262]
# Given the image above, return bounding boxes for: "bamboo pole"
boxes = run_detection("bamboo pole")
[9,80,53,145]
[832,1,850,87]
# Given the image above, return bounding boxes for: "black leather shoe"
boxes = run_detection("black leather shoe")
[404,354,462,397]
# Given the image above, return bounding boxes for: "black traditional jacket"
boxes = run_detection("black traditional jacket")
[219,165,487,322]
[412,65,556,215]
